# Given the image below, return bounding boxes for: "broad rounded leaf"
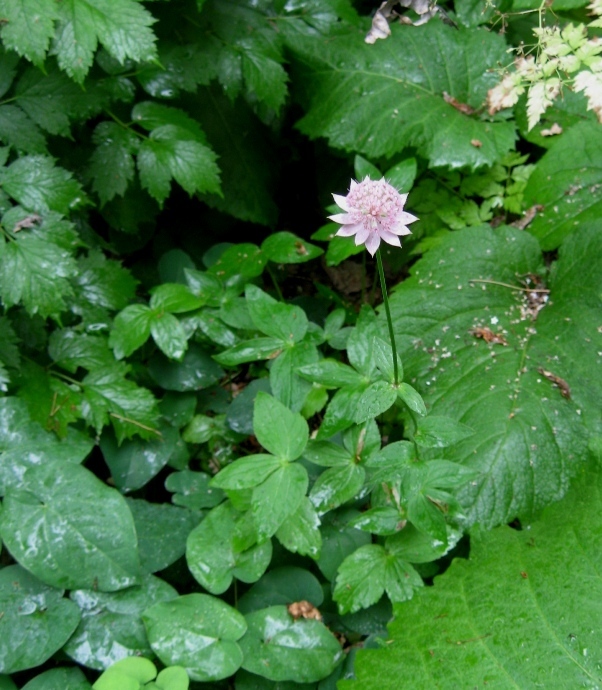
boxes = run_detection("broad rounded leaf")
[239,605,343,682]
[21,667,91,690]
[261,231,323,264]
[237,566,324,615]
[0,566,80,674]
[0,461,141,590]
[148,343,224,391]
[143,593,247,682]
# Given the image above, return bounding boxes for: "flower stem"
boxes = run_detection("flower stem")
[375,249,399,386]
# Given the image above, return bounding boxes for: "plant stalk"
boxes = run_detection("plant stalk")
[375,248,399,386]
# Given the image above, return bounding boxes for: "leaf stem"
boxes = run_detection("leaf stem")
[267,264,284,301]
[375,249,399,386]
[468,278,549,293]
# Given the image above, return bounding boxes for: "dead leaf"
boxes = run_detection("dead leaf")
[288,600,323,621]
[443,92,476,115]
[540,122,562,136]
[537,367,571,400]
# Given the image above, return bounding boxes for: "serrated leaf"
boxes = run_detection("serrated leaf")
[0,218,77,317]
[287,22,516,170]
[81,362,159,442]
[241,48,288,111]
[143,594,247,682]
[387,225,594,527]
[0,105,47,153]
[137,125,220,206]
[0,0,59,65]
[88,122,138,204]
[524,121,602,250]
[53,0,158,83]
[341,468,602,689]
[74,249,138,312]
[1,155,86,213]
[0,460,141,590]
[0,565,80,674]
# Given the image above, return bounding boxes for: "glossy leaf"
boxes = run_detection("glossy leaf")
[245,285,308,343]
[21,667,91,690]
[0,461,141,590]
[253,392,309,460]
[143,593,247,682]
[237,566,324,615]
[261,231,323,264]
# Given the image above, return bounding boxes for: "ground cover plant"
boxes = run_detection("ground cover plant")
[0,0,601,687]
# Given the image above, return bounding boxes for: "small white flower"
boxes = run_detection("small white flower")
[328,177,418,256]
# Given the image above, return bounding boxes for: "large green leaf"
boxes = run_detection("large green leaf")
[286,21,516,170]
[0,0,59,65]
[53,0,157,83]
[0,565,80,674]
[21,667,91,690]
[0,461,141,590]
[0,397,92,495]
[143,593,247,682]
[64,575,177,670]
[524,121,602,250]
[387,224,596,527]
[342,466,602,689]
[239,605,343,683]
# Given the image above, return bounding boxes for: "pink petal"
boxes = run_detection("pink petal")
[349,179,358,191]
[379,230,402,247]
[398,193,409,205]
[396,211,418,225]
[365,233,381,256]
[388,223,413,236]
[355,227,371,245]
[336,223,362,237]
[332,193,350,211]
[328,213,353,224]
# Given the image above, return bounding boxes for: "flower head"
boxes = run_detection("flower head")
[328,177,418,256]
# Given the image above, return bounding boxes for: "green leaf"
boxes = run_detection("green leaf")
[64,575,177,670]
[240,605,343,682]
[303,440,354,468]
[275,498,322,559]
[252,462,309,541]
[0,105,47,153]
[186,502,272,594]
[309,463,365,514]
[0,565,80,674]
[74,249,138,312]
[137,125,220,206]
[298,360,364,388]
[342,468,602,689]
[245,285,308,342]
[387,225,593,527]
[269,341,319,412]
[351,380,398,424]
[237,566,323,615]
[100,424,179,492]
[21,667,91,690]
[317,509,372,582]
[53,0,158,83]
[88,122,138,204]
[316,385,366,440]
[207,243,266,290]
[150,311,188,360]
[524,121,602,250]
[0,397,93,494]
[155,666,189,690]
[149,283,205,313]
[253,391,309,460]
[165,469,225,510]
[414,416,475,448]
[333,544,422,614]
[0,212,78,317]
[49,330,114,372]
[0,461,141,590]
[211,454,282,490]
[0,0,59,65]
[93,658,156,689]
[384,157,417,193]
[143,593,247,682]
[109,304,152,359]
[1,155,86,213]
[396,382,427,416]
[261,231,323,264]
[81,362,159,442]
[127,498,201,575]
[148,343,224,392]
[214,337,284,366]
[288,22,516,170]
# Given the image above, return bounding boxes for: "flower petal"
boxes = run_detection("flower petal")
[388,223,413,236]
[365,233,381,256]
[379,230,402,247]
[336,223,362,237]
[397,211,418,225]
[332,194,350,211]
[355,226,371,245]
[328,213,354,224]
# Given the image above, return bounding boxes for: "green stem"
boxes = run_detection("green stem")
[375,248,399,386]
[267,264,284,301]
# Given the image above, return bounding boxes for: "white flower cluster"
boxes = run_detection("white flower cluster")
[487,6,602,129]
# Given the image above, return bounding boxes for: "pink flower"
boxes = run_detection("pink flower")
[329,177,418,256]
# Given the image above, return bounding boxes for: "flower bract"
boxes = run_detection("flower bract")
[329,177,418,256]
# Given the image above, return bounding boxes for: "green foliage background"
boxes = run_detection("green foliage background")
[0,0,600,688]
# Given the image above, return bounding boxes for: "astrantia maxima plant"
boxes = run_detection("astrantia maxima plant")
[329,177,418,256]
[329,177,418,386]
